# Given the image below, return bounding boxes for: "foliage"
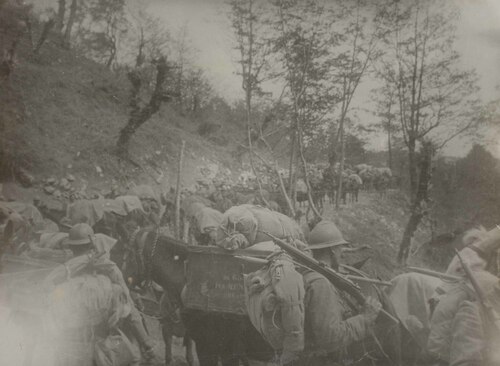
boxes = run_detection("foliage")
[75,0,129,67]
[433,145,500,230]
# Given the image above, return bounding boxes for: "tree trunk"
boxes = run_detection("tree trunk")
[34,18,55,54]
[335,114,346,209]
[387,120,393,171]
[398,210,423,264]
[175,141,185,240]
[135,28,145,68]
[287,126,296,199]
[62,0,77,48]
[297,124,322,219]
[408,137,418,201]
[117,57,171,156]
[56,0,66,34]
[398,141,434,263]
[105,42,116,69]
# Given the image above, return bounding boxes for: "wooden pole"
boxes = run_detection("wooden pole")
[406,266,461,282]
[175,140,185,239]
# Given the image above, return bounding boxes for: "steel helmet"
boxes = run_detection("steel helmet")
[66,223,94,246]
[307,220,348,251]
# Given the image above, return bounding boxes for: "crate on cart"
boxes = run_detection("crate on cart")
[183,246,270,315]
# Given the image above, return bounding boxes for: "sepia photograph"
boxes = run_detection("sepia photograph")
[0,0,499,365]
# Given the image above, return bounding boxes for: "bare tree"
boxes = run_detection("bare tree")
[332,0,382,209]
[128,8,170,68]
[270,0,340,218]
[378,0,482,263]
[229,0,292,212]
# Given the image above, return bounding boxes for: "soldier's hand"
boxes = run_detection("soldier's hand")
[363,296,382,323]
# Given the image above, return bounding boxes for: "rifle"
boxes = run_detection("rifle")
[262,231,399,324]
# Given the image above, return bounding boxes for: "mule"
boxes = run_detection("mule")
[122,229,274,366]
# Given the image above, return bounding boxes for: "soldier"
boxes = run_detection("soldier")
[294,220,382,366]
[61,223,155,363]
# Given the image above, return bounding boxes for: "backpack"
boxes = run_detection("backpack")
[245,253,305,363]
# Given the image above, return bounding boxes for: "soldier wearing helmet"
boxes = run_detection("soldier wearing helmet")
[63,223,156,361]
[307,219,349,271]
[292,220,381,366]
[65,223,96,255]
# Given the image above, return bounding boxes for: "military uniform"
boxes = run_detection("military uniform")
[291,270,374,366]
[290,220,380,366]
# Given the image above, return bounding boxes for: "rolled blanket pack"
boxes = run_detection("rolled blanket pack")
[216,204,304,249]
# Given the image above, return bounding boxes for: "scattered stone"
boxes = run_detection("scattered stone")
[95,166,102,174]
[53,190,62,198]
[66,174,75,182]
[67,164,73,169]
[155,150,161,155]
[44,186,55,194]
[17,168,35,188]
[46,177,56,185]
[60,178,69,186]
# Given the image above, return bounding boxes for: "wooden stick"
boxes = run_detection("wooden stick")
[175,140,185,240]
[406,266,461,282]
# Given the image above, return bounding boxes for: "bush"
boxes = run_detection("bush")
[197,121,221,136]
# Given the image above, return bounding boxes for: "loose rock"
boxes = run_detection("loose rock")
[44,186,55,194]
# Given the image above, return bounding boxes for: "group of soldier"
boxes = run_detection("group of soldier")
[0,179,499,366]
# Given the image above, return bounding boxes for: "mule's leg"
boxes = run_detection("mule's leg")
[161,322,173,366]
[184,336,196,366]
[193,338,219,366]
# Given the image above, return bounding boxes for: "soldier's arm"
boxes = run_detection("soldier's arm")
[306,276,371,352]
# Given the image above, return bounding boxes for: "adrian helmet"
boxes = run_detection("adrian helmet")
[66,223,94,246]
[307,220,348,251]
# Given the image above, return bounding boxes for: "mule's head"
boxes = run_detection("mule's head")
[122,229,188,293]
[152,234,189,291]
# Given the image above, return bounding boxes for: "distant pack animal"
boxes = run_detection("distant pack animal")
[345,174,363,203]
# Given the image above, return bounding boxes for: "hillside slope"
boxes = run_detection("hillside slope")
[0,36,246,200]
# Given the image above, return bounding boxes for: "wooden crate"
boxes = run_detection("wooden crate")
[183,246,268,315]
